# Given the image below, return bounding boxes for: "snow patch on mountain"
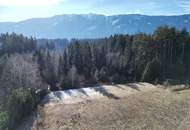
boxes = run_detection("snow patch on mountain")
[0,14,190,39]
[14,25,20,28]
[184,19,189,23]
[112,19,119,25]
[128,20,132,24]
[116,25,121,29]
[87,26,97,31]
[52,22,58,26]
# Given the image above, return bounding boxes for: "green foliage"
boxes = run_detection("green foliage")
[0,110,8,130]
[41,26,189,88]
[60,79,73,90]
[0,26,187,91]
[141,59,161,83]
[0,33,36,56]
[7,88,37,129]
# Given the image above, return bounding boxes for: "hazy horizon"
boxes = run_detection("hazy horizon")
[2,13,190,23]
[0,0,190,22]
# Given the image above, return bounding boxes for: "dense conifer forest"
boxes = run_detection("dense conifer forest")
[0,26,190,129]
[37,26,190,90]
[0,26,190,91]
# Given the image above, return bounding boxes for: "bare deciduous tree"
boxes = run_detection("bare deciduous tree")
[68,65,77,88]
[0,54,46,90]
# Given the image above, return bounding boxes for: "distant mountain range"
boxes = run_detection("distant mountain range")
[0,14,190,39]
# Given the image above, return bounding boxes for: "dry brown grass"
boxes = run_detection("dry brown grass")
[18,84,190,130]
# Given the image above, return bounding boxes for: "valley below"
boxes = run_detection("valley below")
[17,83,190,130]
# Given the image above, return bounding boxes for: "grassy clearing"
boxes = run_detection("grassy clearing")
[19,85,190,130]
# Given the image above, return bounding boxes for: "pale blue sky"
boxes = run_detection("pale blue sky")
[0,0,190,22]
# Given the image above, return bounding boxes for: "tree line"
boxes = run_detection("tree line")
[37,26,190,90]
[0,26,189,92]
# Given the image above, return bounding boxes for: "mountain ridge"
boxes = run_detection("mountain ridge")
[0,13,190,39]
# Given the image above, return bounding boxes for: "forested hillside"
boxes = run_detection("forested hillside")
[0,26,190,130]
[1,14,190,38]
[36,26,190,90]
[0,26,189,91]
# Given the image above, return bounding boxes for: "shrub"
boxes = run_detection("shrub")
[7,88,37,129]
[141,59,161,83]
[0,110,8,130]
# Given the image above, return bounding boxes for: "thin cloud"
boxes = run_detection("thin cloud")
[179,1,190,12]
[0,0,64,6]
[0,6,5,12]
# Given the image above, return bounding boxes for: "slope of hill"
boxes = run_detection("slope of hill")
[17,83,190,130]
[0,14,190,39]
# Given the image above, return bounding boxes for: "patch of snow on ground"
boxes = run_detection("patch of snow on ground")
[44,83,157,105]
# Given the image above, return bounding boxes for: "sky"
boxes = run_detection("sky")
[0,0,190,22]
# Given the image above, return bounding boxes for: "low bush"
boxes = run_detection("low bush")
[7,88,37,129]
[0,110,8,130]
